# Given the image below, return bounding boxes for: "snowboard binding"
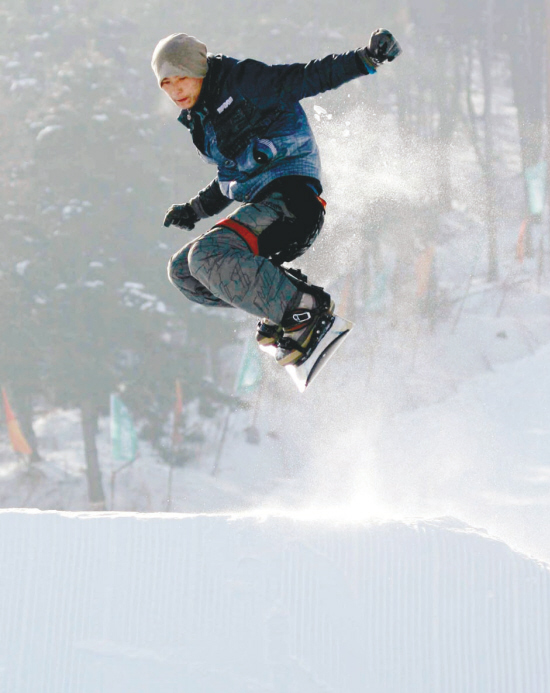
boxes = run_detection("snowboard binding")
[256,320,283,356]
[276,285,335,367]
[255,267,314,356]
[255,266,354,391]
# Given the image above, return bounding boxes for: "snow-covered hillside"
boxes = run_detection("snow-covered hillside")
[3,289,550,567]
[0,511,548,693]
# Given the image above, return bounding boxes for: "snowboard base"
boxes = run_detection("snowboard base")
[285,315,353,392]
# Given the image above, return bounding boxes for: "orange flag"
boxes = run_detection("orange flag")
[172,379,183,448]
[416,245,435,297]
[516,218,528,264]
[2,387,33,456]
[338,272,355,319]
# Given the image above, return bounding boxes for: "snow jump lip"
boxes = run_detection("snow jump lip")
[1,512,549,693]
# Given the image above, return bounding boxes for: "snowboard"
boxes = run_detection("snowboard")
[285,314,353,392]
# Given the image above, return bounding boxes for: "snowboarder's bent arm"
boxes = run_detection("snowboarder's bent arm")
[190,179,232,218]
[164,179,231,230]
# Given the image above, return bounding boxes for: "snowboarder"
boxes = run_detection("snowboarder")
[152,31,401,389]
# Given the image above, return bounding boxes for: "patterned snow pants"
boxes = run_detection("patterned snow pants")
[167,179,325,324]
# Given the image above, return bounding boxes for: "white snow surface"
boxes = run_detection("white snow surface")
[0,510,549,693]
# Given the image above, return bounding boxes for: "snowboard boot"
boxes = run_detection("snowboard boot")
[275,286,335,367]
[255,271,312,357]
[256,319,284,356]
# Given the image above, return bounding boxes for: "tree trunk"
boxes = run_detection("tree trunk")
[484,167,499,282]
[547,0,550,236]
[480,0,499,282]
[80,399,105,510]
[435,47,457,213]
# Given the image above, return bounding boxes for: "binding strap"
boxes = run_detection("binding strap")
[215,217,259,255]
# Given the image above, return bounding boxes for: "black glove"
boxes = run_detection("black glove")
[163,203,200,230]
[366,29,402,64]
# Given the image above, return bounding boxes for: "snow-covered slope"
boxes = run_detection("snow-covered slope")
[1,510,549,693]
[3,315,550,566]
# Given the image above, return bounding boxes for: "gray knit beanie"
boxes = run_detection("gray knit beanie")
[151,33,208,85]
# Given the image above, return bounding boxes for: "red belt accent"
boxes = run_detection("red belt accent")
[317,195,327,210]
[216,217,259,256]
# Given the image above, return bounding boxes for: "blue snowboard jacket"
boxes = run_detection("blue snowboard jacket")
[178,50,374,215]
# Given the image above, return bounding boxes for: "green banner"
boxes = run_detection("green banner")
[235,339,263,394]
[365,269,389,312]
[524,162,547,217]
[110,394,137,463]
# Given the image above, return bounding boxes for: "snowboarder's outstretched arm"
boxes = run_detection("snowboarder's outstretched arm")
[164,179,231,229]
[234,28,402,103]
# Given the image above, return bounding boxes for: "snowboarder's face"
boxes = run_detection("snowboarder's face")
[160,75,204,110]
